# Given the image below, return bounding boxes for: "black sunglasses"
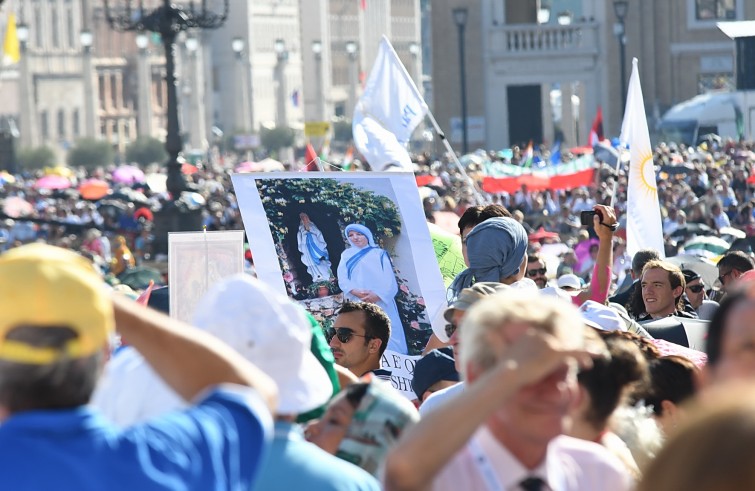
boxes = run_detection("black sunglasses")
[527,268,547,277]
[687,284,704,293]
[327,327,372,344]
[718,270,733,285]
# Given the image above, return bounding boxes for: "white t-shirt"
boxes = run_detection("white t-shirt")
[432,426,632,491]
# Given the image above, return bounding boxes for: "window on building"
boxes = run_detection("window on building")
[57,109,66,138]
[34,6,42,48]
[72,109,80,136]
[695,0,736,20]
[51,6,59,48]
[99,74,107,111]
[111,73,118,109]
[40,111,49,139]
[66,8,74,48]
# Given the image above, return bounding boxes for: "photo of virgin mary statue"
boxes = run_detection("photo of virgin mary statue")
[337,223,408,354]
[297,212,333,282]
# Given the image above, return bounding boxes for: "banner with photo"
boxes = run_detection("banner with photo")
[232,172,447,399]
[168,230,245,324]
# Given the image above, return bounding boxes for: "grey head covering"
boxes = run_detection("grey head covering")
[448,217,528,300]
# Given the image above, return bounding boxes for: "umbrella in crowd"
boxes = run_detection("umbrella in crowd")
[44,166,74,178]
[665,254,719,287]
[34,175,72,190]
[719,226,747,240]
[111,188,149,204]
[2,196,34,218]
[78,178,111,200]
[145,173,168,193]
[113,165,146,185]
[669,223,715,241]
[181,163,199,175]
[528,227,560,243]
[681,236,730,258]
[234,159,285,173]
[0,171,16,185]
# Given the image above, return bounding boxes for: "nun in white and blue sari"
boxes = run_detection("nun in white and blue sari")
[297,213,333,282]
[337,224,409,354]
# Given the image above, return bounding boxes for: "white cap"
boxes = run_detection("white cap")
[557,274,582,292]
[540,286,574,303]
[579,300,626,332]
[193,274,332,415]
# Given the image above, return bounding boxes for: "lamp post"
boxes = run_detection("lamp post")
[16,21,37,148]
[345,41,358,119]
[80,29,99,139]
[613,0,629,112]
[232,37,251,132]
[557,11,573,25]
[274,38,289,127]
[135,33,153,138]
[312,40,325,121]
[104,0,229,196]
[538,3,551,24]
[408,41,421,88]
[452,7,468,155]
[104,0,229,251]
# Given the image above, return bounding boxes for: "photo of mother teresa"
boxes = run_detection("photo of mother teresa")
[337,223,409,354]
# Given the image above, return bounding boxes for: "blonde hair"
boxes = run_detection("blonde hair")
[637,383,755,491]
[458,291,584,378]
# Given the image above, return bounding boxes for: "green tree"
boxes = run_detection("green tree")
[125,137,167,166]
[66,138,114,170]
[260,126,295,155]
[17,145,56,170]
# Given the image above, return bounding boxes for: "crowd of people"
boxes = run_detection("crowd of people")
[2,136,755,490]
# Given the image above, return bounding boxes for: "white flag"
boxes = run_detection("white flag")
[352,36,428,171]
[620,58,665,258]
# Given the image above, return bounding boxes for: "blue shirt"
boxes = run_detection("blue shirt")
[254,420,380,491]
[0,386,272,491]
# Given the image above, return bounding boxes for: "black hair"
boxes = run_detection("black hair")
[718,251,755,273]
[457,204,511,236]
[337,300,392,357]
[644,356,698,416]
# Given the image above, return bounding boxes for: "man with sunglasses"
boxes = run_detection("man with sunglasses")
[329,301,391,380]
[683,269,718,320]
[526,254,548,289]
[717,251,755,294]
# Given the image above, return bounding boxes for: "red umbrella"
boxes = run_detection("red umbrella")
[528,227,560,242]
[78,178,111,200]
[181,163,199,175]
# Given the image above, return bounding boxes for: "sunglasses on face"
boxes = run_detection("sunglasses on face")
[527,268,547,277]
[687,284,705,293]
[326,327,371,344]
[718,270,733,285]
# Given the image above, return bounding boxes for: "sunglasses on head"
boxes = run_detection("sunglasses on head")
[687,284,704,293]
[326,327,372,344]
[527,268,547,277]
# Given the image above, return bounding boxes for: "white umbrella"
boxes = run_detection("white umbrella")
[665,254,719,287]
[682,236,730,256]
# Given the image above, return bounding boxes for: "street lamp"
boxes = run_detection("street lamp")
[274,38,289,127]
[452,7,468,155]
[557,11,573,25]
[345,41,358,119]
[184,34,206,150]
[408,41,421,87]
[104,0,229,251]
[80,29,99,139]
[613,0,629,112]
[312,40,325,121]
[538,4,551,24]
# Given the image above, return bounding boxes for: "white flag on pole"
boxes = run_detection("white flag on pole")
[352,36,428,172]
[620,58,665,258]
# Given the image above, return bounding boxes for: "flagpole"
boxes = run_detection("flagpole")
[424,110,487,206]
[609,154,623,209]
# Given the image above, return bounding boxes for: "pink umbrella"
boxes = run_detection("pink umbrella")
[113,165,146,185]
[234,161,258,173]
[3,196,34,218]
[34,175,72,190]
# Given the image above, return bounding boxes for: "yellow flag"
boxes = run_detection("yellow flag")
[3,13,20,64]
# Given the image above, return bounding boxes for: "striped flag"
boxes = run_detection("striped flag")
[620,58,665,258]
[588,106,604,146]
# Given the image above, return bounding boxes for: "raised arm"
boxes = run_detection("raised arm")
[112,294,278,412]
[575,204,616,306]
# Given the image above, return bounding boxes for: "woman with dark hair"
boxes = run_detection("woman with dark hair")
[569,331,650,478]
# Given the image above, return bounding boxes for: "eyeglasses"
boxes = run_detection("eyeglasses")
[718,270,733,285]
[326,327,371,344]
[445,322,457,339]
[687,284,704,293]
[527,268,547,277]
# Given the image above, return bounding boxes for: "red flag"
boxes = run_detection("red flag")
[588,106,604,147]
[360,0,366,9]
[305,143,319,171]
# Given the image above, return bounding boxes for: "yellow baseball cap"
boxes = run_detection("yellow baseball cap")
[0,243,114,364]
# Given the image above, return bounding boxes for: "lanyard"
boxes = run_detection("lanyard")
[468,436,506,491]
